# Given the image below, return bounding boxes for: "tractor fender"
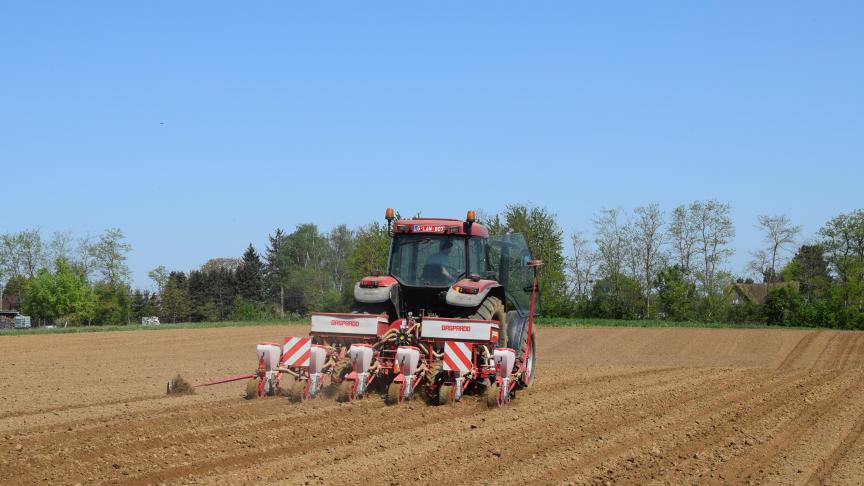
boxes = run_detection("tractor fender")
[445,279,501,308]
[353,276,398,303]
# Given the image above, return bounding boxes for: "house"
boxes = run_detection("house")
[725,281,800,306]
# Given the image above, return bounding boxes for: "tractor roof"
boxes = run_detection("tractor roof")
[394,218,489,237]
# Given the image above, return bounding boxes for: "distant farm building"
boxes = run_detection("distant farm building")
[725,281,800,306]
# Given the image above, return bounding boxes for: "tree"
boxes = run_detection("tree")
[92,282,131,325]
[188,263,237,322]
[24,258,95,325]
[131,289,158,322]
[90,228,132,285]
[148,265,169,295]
[818,210,864,326]
[690,200,735,296]
[346,222,391,289]
[497,204,567,314]
[235,244,264,302]
[480,212,507,236]
[264,228,288,315]
[631,204,666,318]
[75,235,97,280]
[587,274,642,319]
[281,224,332,312]
[669,205,699,279]
[763,286,803,326]
[327,225,355,296]
[751,215,801,284]
[656,265,697,322]
[567,231,596,300]
[593,208,630,311]
[47,230,74,270]
[782,245,831,304]
[748,249,774,283]
[1,229,46,279]
[161,272,191,323]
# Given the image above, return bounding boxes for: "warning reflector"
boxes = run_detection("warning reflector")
[442,341,473,373]
[282,337,311,367]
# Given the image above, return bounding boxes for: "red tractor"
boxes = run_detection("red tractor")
[238,209,541,407]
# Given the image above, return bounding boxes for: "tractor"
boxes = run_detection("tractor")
[198,209,541,407]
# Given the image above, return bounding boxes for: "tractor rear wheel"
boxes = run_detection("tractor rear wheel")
[517,330,536,389]
[468,296,508,347]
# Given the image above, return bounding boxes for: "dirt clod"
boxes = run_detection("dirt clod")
[166,374,195,395]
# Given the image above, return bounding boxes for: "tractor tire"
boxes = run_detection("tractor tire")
[244,379,259,400]
[518,331,536,389]
[506,311,536,389]
[469,296,508,347]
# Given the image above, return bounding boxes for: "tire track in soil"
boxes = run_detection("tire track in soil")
[713,370,859,485]
[441,369,771,486]
[837,333,864,370]
[777,331,819,371]
[125,368,699,485]
[204,368,767,485]
[806,402,864,485]
[598,369,844,486]
[541,369,822,485]
[283,369,751,486]
[812,334,841,369]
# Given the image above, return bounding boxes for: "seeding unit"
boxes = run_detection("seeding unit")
[199,209,541,407]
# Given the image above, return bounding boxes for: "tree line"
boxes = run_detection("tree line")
[2,204,863,329]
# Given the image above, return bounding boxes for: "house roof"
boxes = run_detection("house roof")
[725,281,800,305]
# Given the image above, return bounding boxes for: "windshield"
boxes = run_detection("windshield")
[389,235,466,287]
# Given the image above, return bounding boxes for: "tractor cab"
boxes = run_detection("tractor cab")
[353,210,539,321]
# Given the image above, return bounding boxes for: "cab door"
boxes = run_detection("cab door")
[488,234,540,317]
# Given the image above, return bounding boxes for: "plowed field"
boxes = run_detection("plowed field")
[1,326,863,485]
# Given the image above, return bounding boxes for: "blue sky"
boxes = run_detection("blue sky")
[2,2,862,289]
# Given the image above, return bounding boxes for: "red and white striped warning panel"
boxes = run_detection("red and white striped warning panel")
[281,337,311,367]
[443,341,473,373]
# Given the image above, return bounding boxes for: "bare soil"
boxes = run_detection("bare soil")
[1,326,863,485]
